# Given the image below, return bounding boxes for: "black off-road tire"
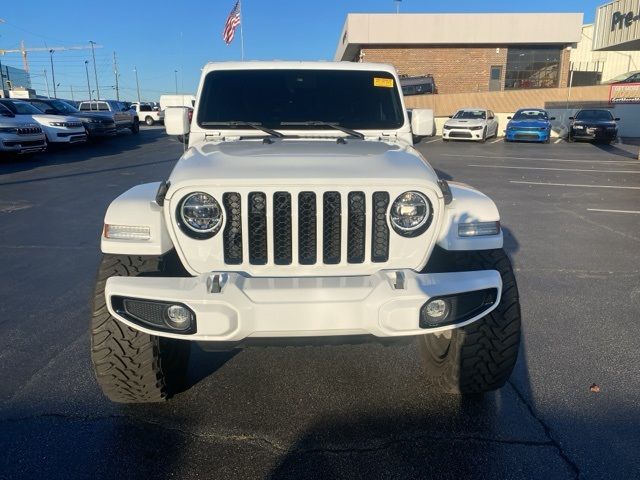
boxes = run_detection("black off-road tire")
[131,119,140,134]
[145,116,155,126]
[418,249,521,394]
[90,254,191,403]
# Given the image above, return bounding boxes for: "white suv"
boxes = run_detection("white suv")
[0,99,86,146]
[92,62,521,403]
[0,103,46,155]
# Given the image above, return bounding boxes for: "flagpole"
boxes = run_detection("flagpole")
[239,0,245,61]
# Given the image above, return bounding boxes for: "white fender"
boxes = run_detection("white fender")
[101,182,174,255]
[436,182,503,251]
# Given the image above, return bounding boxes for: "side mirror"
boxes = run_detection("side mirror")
[165,107,191,136]
[507,116,512,120]
[569,117,574,120]
[488,115,494,120]
[614,117,620,121]
[410,108,435,139]
[550,117,556,121]
[448,115,453,118]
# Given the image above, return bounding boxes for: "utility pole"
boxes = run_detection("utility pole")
[43,68,50,98]
[49,49,57,98]
[89,40,100,99]
[134,66,141,102]
[84,60,92,101]
[70,84,75,102]
[395,0,401,14]
[0,59,5,92]
[174,69,178,94]
[113,51,120,101]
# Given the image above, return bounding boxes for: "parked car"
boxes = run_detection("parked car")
[92,61,521,404]
[505,108,555,143]
[77,100,139,134]
[400,75,437,96]
[568,109,619,143]
[23,98,117,139]
[0,98,86,146]
[131,103,164,126]
[442,108,499,142]
[0,103,47,156]
[603,70,640,84]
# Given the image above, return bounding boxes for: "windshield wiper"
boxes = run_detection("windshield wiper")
[280,121,365,139]
[200,120,284,138]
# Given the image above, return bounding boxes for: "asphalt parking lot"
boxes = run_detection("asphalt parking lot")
[1,129,639,480]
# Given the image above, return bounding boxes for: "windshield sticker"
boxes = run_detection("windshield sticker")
[374,77,394,88]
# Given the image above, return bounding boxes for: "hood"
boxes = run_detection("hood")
[445,118,485,128]
[167,138,439,192]
[507,119,549,128]
[32,114,82,123]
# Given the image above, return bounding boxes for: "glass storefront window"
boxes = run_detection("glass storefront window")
[505,47,562,90]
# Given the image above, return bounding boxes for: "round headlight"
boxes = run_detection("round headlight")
[178,192,223,238]
[390,191,432,236]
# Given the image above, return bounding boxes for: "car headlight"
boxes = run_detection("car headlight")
[0,127,18,133]
[48,121,67,127]
[177,192,223,239]
[469,126,484,131]
[86,118,102,123]
[443,125,452,130]
[390,191,432,237]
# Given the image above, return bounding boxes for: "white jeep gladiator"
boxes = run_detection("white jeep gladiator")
[91,62,521,403]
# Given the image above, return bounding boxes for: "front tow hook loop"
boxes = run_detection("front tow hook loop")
[207,273,226,294]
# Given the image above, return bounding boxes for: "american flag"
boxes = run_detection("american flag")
[223,1,241,45]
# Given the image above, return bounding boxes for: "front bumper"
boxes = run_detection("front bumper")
[571,128,617,141]
[442,129,484,141]
[505,129,549,142]
[85,123,117,137]
[105,269,502,341]
[0,135,47,153]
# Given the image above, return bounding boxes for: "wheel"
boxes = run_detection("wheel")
[145,116,155,126]
[567,134,574,143]
[418,249,521,394]
[90,254,191,403]
[443,138,449,142]
[544,136,551,144]
[131,119,140,134]
[479,128,487,143]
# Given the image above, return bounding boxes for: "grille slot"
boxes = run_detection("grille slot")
[222,192,243,265]
[298,192,317,265]
[273,192,292,265]
[323,192,342,264]
[371,192,390,263]
[248,192,268,265]
[347,192,366,263]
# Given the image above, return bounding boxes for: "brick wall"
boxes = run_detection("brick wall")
[361,45,509,94]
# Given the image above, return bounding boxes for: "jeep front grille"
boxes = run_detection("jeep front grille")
[221,190,391,266]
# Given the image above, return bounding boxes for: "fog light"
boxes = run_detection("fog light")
[165,305,193,330]
[425,299,449,319]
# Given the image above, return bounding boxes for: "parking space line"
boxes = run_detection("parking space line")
[587,208,640,214]
[489,137,503,144]
[440,153,640,165]
[423,137,442,144]
[510,181,640,190]
[554,138,564,144]
[468,164,640,174]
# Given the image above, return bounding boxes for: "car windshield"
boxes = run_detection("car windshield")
[197,69,404,130]
[453,110,486,120]
[512,110,548,121]
[607,72,637,82]
[575,110,614,121]
[49,100,79,114]
[1,101,43,115]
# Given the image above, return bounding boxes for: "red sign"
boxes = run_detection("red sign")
[609,83,640,104]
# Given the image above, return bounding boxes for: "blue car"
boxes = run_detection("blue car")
[505,108,555,143]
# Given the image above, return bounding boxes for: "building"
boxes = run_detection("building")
[571,24,640,84]
[0,65,31,91]
[335,13,583,94]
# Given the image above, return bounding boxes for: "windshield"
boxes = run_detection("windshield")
[575,110,614,121]
[512,110,548,121]
[1,101,43,115]
[453,110,486,120]
[50,100,79,114]
[197,69,404,131]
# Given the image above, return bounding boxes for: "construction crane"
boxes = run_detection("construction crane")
[0,41,103,72]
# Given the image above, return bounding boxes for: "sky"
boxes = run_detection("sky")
[0,0,606,102]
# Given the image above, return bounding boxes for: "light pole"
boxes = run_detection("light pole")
[174,69,178,94]
[84,60,92,101]
[43,68,50,98]
[134,66,141,103]
[49,49,56,98]
[89,40,100,99]
[395,0,401,14]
